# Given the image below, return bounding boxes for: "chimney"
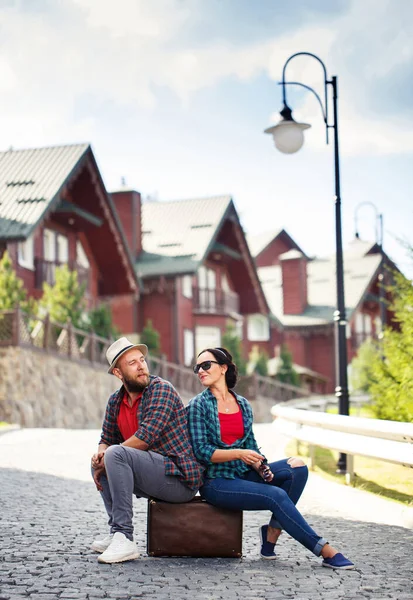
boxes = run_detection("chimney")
[111,189,142,258]
[280,250,308,315]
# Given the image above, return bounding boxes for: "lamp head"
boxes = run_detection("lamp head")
[264,104,311,154]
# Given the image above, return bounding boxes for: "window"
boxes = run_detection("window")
[76,240,90,269]
[182,275,193,299]
[184,329,194,366]
[221,273,231,292]
[247,314,270,342]
[57,234,68,263]
[17,234,34,270]
[235,318,244,340]
[43,229,56,261]
[198,266,216,310]
[195,326,221,356]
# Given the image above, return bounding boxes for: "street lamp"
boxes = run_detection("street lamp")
[265,52,349,474]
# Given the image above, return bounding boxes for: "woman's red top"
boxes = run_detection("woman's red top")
[218,408,244,445]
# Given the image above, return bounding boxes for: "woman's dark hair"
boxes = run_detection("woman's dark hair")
[197,347,238,389]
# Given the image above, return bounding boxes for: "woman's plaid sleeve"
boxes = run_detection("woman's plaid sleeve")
[187,398,217,465]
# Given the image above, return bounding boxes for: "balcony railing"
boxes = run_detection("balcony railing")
[193,286,240,314]
[34,258,90,290]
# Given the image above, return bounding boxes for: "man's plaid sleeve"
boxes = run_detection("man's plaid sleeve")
[135,380,177,446]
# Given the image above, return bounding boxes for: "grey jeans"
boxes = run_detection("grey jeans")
[94,445,196,540]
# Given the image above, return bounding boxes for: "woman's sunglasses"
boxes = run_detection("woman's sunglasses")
[193,360,220,374]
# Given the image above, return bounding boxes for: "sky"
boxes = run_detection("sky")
[1,0,412,276]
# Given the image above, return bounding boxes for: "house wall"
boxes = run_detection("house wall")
[176,277,195,365]
[8,221,100,307]
[141,290,175,360]
[0,346,118,428]
[110,294,137,335]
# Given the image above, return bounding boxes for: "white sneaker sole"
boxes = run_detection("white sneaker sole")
[98,551,140,564]
[91,543,110,553]
[322,562,355,570]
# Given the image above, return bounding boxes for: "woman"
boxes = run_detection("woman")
[187,347,354,569]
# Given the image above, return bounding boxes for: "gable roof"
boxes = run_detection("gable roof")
[0,143,89,240]
[247,228,307,259]
[259,248,382,327]
[137,195,232,276]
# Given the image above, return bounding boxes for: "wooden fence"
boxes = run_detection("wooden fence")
[0,307,312,404]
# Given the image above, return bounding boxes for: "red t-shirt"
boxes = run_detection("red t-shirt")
[117,392,142,441]
[219,409,244,445]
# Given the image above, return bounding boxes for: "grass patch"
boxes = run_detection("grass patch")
[286,439,413,507]
[0,421,9,427]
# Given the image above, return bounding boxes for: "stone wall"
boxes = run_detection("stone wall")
[0,347,119,428]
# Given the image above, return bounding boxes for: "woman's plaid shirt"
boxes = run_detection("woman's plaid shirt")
[187,388,265,480]
[99,376,204,491]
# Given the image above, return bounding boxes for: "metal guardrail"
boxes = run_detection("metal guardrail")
[271,404,413,482]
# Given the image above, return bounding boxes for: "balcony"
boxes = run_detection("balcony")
[35,258,90,290]
[193,286,240,315]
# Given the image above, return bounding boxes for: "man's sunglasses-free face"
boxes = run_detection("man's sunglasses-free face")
[193,360,220,374]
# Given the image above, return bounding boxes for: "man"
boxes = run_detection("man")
[91,337,203,564]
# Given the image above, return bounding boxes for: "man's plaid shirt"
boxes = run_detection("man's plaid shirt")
[187,388,265,480]
[99,375,204,491]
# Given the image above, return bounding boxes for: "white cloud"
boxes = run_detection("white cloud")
[0,0,412,156]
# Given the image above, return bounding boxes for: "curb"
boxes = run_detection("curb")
[0,424,21,436]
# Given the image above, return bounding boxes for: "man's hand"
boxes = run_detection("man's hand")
[93,465,105,492]
[91,449,106,470]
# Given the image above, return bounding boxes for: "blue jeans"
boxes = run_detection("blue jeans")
[200,459,327,556]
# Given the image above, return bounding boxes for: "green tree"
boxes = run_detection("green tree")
[87,304,119,340]
[0,251,35,312]
[276,344,300,387]
[368,266,413,422]
[140,319,161,356]
[39,264,86,326]
[221,322,247,375]
[350,338,381,393]
[253,349,269,376]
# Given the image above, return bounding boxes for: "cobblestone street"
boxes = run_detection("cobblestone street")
[1,428,412,600]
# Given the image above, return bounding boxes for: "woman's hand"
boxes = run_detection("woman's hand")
[237,449,265,466]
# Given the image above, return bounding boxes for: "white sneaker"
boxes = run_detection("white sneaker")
[91,534,113,553]
[97,532,140,564]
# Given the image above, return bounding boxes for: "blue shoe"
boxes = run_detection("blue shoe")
[259,525,276,560]
[322,553,355,570]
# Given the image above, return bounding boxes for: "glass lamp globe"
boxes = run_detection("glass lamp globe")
[264,108,311,154]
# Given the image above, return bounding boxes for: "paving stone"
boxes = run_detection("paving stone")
[1,429,412,600]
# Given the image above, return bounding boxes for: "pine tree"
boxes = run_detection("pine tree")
[39,264,86,326]
[222,322,247,375]
[368,264,413,422]
[350,338,381,393]
[0,251,29,310]
[253,349,269,376]
[87,303,119,340]
[140,319,161,356]
[276,344,300,387]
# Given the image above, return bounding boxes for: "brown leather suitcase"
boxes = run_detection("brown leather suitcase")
[146,496,243,558]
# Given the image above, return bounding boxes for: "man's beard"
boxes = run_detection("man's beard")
[123,373,150,393]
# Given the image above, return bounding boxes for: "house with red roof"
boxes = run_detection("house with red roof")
[248,229,396,393]
[111,190,282,366]
[0,144,139,329]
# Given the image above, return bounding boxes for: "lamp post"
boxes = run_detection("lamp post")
[265,52,349,473]
[354,202,386,332]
